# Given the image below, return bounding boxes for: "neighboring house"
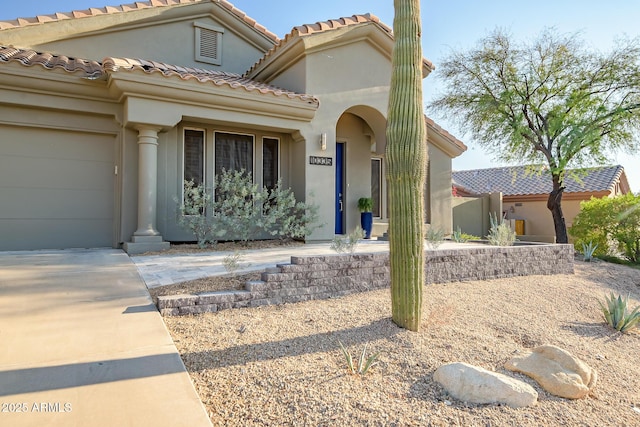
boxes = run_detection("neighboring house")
[0,0,466,253]
[452,165,631,242]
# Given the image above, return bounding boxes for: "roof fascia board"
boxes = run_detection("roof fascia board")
[427,123,466,158]
[0,63,118,110]
[107,71,317,123]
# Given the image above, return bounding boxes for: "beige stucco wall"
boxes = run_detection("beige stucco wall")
[453,196,490,238]
[428,144,453,234]
[503,198,584,242]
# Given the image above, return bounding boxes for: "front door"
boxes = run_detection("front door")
[335,142,345,234]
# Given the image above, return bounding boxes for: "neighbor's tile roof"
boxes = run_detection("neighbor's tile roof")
[0,0,279,43]
[244,13,435,78]
[452,165,625,196]
[0,45,319,105]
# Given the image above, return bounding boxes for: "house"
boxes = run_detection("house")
[452,165,631,241]
[0,0,466,253]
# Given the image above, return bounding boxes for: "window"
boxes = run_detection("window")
[184,129,204,185]
[194,22,224,65]
[371,158,382,218]
[215,132,254,177]
[263,138,279,191]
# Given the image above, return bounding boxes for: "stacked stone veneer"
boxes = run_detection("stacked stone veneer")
[157,244,574,316]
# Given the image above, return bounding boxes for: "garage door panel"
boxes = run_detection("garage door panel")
[0,219,113,250]
[0,126,113,161]
[0,155,113,190]
[0,126,115,251]
[0,188,113,219]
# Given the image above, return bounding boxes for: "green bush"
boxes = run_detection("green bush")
[570,194,640,262]
[176,170,320,247]
[426,227,445,249]
[330,226,365,253]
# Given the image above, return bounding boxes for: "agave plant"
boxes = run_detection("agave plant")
[581,241,598,262]
[451,226,468,243]
[338,341,381,375]
[598,292,640,333]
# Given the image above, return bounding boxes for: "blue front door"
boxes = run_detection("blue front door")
[335,142,345,234]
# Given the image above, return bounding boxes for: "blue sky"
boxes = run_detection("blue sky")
[2,1,639,191]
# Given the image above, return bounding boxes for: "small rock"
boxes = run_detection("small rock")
[433,362,538,408]
[505,344,597,399]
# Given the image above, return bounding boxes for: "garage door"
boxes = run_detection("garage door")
[0,125,115,251]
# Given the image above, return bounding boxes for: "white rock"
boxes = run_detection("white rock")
[505,344,597,399]
[433,362,538,408]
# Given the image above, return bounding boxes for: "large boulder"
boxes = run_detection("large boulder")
[433,362,538,408]
[505,345,597,399]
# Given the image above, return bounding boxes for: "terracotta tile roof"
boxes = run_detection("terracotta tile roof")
[0,0,279,43]
[452,165,626,196]
[103,57,319,104]
[425,116,467,152]
[0,45,103,77]
[245,13,434,78]
[0,45,319,105]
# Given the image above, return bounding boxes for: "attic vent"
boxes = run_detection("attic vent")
[194,22,224,66]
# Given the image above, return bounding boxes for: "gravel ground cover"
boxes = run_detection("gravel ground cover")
[160,259,640,426]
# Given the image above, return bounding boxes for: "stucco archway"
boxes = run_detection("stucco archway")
[335,105,388,235]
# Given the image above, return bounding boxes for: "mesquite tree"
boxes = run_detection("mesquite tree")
[431,29,640,243]
[386,0,427,331]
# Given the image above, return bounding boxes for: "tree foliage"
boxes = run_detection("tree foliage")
[386,0,427,331]
[569,193,640,262]
[430,28,640,243]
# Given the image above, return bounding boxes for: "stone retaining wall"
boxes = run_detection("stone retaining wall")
[157,243,574,316]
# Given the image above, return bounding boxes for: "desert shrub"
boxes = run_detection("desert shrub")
[426,227,445,249]
[487,212,516,246]
[570,194,640,262]
[331,226,365,253]
[177,180,224,248]
[176,170,320,246]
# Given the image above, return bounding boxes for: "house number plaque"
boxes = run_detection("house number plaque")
[309,156,333,166]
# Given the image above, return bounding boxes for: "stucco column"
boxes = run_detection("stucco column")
[134,126,161,236]
[123,125,169,254]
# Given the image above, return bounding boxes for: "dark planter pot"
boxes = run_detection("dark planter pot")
[360,212,373,239]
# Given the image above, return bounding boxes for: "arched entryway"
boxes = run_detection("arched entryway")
[335,106,387,235]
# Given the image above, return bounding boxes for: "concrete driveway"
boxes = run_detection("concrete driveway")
[0,249,211,427]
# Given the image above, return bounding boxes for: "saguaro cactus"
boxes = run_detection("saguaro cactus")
[385,0,427,331]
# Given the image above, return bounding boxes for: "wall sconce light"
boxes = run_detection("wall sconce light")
[509,206,515,213]
[320,133,327,151]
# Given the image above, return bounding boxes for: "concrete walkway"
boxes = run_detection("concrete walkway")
[132,240,393,288]
[131,240,485,288]
[0,249,211,427]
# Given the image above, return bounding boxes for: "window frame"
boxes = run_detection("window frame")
[262,136,280,191]
[371,157,383,219]
[181,128,206,215]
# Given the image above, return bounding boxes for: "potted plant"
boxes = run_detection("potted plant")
[357,197,374,239]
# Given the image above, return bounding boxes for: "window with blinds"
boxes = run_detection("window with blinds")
[184,129,204,185]
[215,132,254,177]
